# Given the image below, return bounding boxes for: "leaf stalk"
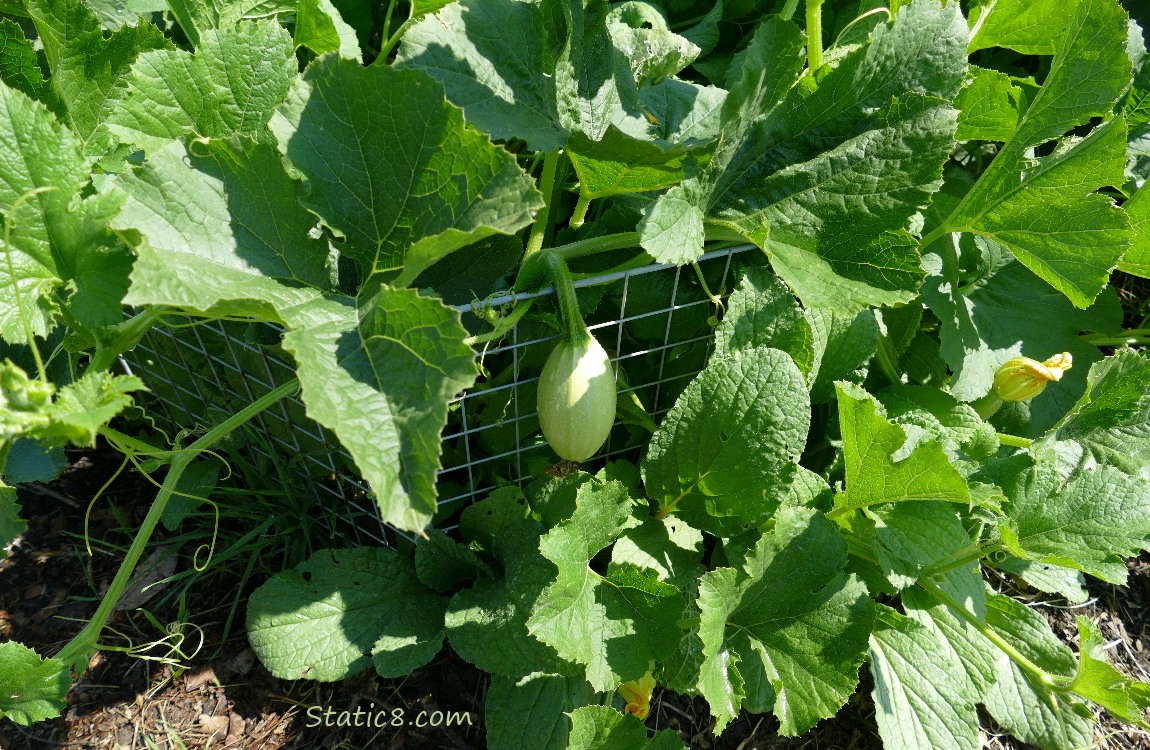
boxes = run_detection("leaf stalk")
[916,577,1071,693]
[806,0,824,71]
[525,150,561,258]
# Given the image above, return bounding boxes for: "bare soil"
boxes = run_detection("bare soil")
[2,446,1150,750]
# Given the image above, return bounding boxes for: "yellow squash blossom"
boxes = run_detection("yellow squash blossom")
[993,352,1073,402]
[618,671,656,720]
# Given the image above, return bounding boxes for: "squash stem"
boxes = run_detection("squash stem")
[55,378,300,672]
[997,432,1032,448]
[806,0,824,71]
[544,252,589,343]
[525,150,561,258]
[916,577,1070,693]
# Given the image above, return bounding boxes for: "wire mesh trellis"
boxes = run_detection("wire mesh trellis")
[124,244,757,546]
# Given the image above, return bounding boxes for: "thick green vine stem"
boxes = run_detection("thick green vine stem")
[807,0,825,71]
[544,251,590,343]
[1080,329,1150,346]
[570,193,592,228]
[54,378,300,672]
[525,150,561,258]
[997,432,1033,448]
[916,577,1072,693]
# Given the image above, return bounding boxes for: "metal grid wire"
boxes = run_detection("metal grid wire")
[124,244,756,547]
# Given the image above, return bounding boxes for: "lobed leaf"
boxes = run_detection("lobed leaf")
[106,21,296,149]
[271,58,542,285]
[246,547,447,681]
[834,381,970,514]
[697,506,874,735]
[447,520,573,678]
[527,480,681,691]
[942,0,1133,307]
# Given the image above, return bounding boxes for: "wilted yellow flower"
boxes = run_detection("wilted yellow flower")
[993,352,1073,402]
[618,671,656,720]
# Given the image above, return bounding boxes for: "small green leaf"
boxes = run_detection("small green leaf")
[294,0,359,59]
[567,705,686,750]
[1042,351,1150,479]
[606,1,698,86]
[0,20,48,102]
[47,371,145,446]
[955,67,1024,142]
[0,363,143,447]
[697,506,874,736]
[834,381,970,514]
[0,641,69,724]
[1071,617,1150,725]
[246,547,446,681]
[635,194,704,266]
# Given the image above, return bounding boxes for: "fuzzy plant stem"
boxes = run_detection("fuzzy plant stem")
[917,578,1071,693]
[544,251,589,343]
[55,378,300,671]
[806,0,825,71]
